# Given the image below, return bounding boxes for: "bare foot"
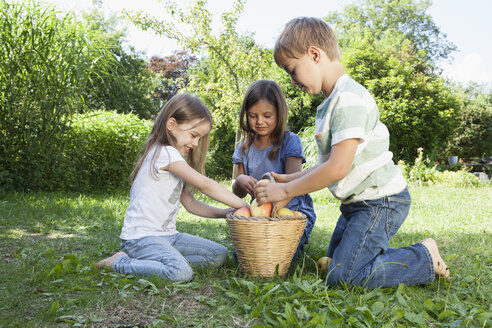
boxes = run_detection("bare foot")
[95,251,126,269]
[421,238,450,278]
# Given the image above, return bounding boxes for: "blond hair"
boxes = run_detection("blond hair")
[274,17,340,65]
[130,93,211,184]
[239,80,288,161]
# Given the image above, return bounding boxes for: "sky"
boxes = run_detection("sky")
[41,0,492,85]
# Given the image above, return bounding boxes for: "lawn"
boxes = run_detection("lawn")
[0,184,491,327]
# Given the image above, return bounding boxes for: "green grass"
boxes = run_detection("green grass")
[0,184,491,327]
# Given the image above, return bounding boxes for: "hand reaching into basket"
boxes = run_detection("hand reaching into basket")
[255,179,289,206]
[233,174,258,198]
[255,169,313,205]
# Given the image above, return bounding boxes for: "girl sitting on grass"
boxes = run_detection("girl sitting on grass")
[96,94,247,281]
[232,80,316,259]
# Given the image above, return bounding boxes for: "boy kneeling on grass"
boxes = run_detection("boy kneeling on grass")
[255,17,449,288]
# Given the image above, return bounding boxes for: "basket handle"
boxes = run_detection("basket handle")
[260,172,278,216]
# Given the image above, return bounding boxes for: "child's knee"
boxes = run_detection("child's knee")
[167,264,194,282]
[211,245,228,267]
[325,263,347,286]
[325,261,359,286]
[325,261,373,287]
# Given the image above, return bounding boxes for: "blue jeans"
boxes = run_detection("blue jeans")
[113,233,228,282]
[290,193,316,260]
[326,188,434,288]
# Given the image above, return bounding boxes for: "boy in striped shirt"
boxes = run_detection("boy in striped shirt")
[255,17,449,288]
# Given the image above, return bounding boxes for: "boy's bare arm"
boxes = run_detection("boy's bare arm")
[271,165,317,183]
[275,156,302,209]
[256,139,359,204]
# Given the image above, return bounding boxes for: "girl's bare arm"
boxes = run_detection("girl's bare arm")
[167,160,248,209]
[179,186,235,218]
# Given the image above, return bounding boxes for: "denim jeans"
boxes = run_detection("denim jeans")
[325,188,434,288]
[113,233,228,282]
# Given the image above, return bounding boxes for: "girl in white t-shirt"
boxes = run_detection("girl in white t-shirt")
[95,94,248,281]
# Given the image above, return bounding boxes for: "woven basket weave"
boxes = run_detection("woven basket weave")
[226,213,307,277]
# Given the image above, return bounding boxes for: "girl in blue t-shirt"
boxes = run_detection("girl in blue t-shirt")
[232,80,316,259]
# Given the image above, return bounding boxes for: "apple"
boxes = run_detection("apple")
[316,257,332,272]
[233,206,251,217]
[293,210,303,217]
[277,207,294,216]
[250,198,272,217]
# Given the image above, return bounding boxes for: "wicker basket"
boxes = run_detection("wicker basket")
[226,213,307,277]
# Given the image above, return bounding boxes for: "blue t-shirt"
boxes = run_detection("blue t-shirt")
[233,132,306,180]
[232,132,316,241]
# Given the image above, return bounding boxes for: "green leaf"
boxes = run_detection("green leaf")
[371,301,385,316]
[438,310,456,320]
[356,306,375,322]
[50,300,60,315]
[423,299,436,315]
[404,311,426,326]
[395,284,408,307]
[284,303,297,324]
[391,309,405,322]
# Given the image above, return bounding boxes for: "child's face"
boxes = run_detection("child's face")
[280,51,323,95]
[247,100,277,138]
[167,118,211,157]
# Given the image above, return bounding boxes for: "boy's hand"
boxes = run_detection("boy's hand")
[255,180,288,205]
[270,172,291,183]
[235,174,258,197]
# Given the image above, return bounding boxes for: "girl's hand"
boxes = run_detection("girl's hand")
[216,207,236,218]
[255,180,289,205]
[235,174,258,197]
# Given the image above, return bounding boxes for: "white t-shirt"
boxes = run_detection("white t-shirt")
[120,145,185,240]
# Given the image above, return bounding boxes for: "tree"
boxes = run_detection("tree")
[444,83,492,160]
[326,0,456,67]
[126,0,274,178]
[148,50,197,103]
[341,34,458,162]
[81,5,160,119]
[325,0,459,162]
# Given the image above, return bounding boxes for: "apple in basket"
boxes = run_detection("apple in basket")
[317,257,332,272]
[293,210,303,217]
[233,206,251,217]
[250,198,272,217]
[277,207,294,216]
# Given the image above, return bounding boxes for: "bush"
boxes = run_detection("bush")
[0,0,94,190]
[342,37,458,163]
[398,148,481,187]
[299,134,482,188]
[443,90,492,161]
[62,110,151,191]
[298,125,317,170]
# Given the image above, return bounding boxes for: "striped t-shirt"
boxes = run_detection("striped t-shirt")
[315,74,406,204]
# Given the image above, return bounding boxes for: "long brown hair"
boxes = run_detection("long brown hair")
[239,80,288,160]
[130,93,212,184]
